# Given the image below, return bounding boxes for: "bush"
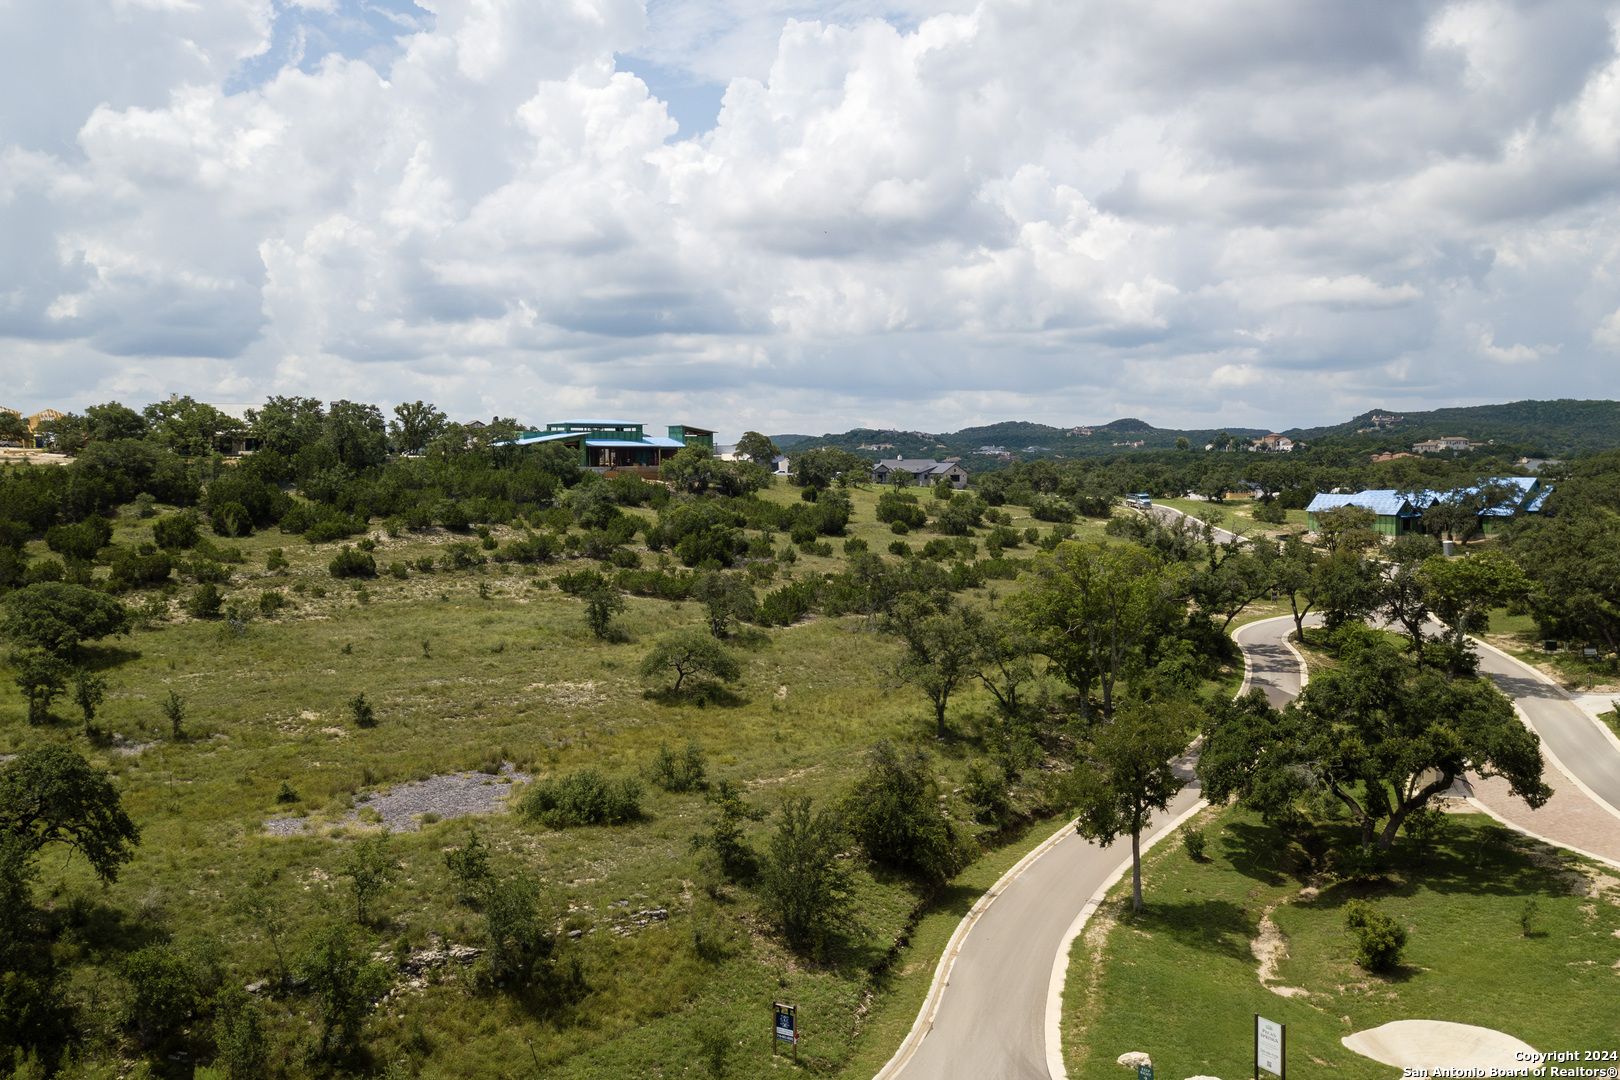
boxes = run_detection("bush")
[649,740,708,793]
[152,511,200,551]
[185,583,224,619]
[211,501,254,538]
[888,539,911,556]
[109,547,174,589]
[304,517,361,544]
[328,546,377,578]
[347,692,376,728]
[1252,500,1288,525]
[212,984,269,1080]
[275,781,299,804]
[483,875,556,986]
[296,924,387,1058]
[843,740,966,880]
[844,537,868,555]
[517,769,643,828]
[757,796,851,952]
[257,590,287,617]
[1344,899,1407,971]
[445,828,494,903]
[1179,824,1207,860]
[757,578,820,627]
[190,558,230,585]
[121,945,197,1046]
[388,560,408,579]
[265,547,289,571]
[963,759,1012,825]
[876,491,927,529]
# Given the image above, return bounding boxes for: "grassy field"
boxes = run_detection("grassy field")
[1062,803,1620,1080]
[3,479,1134,1078]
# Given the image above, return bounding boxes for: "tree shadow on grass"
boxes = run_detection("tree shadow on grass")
[76,643,143,671]
[642,682,748,708]
[1127,898,1258,963]
[1217,820,1292,887]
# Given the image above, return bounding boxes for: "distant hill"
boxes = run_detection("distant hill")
[1286,400,1620,453]
[767,398,1620,467]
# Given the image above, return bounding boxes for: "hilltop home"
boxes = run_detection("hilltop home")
[1305,490,1424,535]
[871,458,969,489]
[1412,436,1476,453]
[505,420,713,474]
[1255,433,1295,452]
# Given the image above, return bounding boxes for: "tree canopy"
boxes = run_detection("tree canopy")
[0,745,140,883]
[1,582,131,656]
[1199,640,1550,852]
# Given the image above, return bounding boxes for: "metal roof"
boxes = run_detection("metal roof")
[1305,489,1418,516]
[508,431,585,445]
[584,437,685,448]
[873,458,963,475]
[558,419,640,426]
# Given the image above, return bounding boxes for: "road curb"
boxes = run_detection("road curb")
[1042,796,1209,1080]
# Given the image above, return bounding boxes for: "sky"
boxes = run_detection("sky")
[4,0,1620,440]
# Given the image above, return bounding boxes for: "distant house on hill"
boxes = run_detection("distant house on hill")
[1412,436,1476,453]
[502,419,712,475]
[1255,433,1295,452]
[871,458,968,489]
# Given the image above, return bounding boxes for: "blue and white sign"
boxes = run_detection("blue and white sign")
[774,1004,797,1044]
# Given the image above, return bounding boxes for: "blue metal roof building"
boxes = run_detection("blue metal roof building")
[1305,490,1422,535]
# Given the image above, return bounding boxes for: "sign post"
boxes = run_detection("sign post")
[1138,1064,1154,1080]
[773,1002,799,1062]
[1255,1014,1285,1080]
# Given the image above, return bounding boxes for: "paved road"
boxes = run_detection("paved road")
[1237,617,1620,820]
[885,764,1203,1080]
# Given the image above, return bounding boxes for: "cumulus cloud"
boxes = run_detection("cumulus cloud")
[3,0,1620,434]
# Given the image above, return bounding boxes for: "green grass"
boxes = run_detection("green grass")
[1062,804,1620,1080]
[3,485,1109,1078]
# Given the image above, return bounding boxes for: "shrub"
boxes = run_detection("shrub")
[483,875,556,986]
[329,546,377,578]
[415,555,436,573]
[844,537,868,555]
[347,692,376,728]
[963,759,1011,825]
[274,781,299,804]
[185,583,224,619]
[517,769,643,827]
[757,577,820,626]
[339,830,398,924]
[649,740,708,793]
[445,828,494,903]
[888,539,911,556]
[121,945,197,1046]
[789,523,817,546]
[1344,899,1406,971]
[304,517,360,544]
[152,511,200,550]
[211,501,254,538]
[257,590,287,617]
[757,796,851,952]
[388,560,408,579]
[443,542,484,570]
[191,558,230,585]
[1252,500,1288,525]
[265,547,289,571]
[583,586,626,639]
[1179,824,1207,860]
[556,568,609,595]
[356,536,377,552]
[842,740,965,881]
[876,491,927,529]
[109,548,174,589]
[212,984,269,1080]
[296,924,387,1058]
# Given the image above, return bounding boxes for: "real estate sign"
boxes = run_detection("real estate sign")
[773,1002,798,1059]
[1255,1014,1285,1079]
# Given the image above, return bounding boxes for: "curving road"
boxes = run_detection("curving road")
[880,762,1203,1080]
[875,508,1620,1080]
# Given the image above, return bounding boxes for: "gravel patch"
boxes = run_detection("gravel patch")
[264,763,531,836]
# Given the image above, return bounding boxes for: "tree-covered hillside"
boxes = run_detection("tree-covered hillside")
[772,398,1620,467]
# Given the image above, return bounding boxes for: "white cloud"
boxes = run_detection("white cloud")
[3,0,1620,436]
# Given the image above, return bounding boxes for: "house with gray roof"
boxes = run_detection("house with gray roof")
[871,458,968,489]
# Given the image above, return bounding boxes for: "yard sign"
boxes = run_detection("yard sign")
[773,1002,798,1061]
[1255,1014,1285,1079]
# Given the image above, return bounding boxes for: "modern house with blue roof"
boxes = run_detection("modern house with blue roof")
[1307,477,1547,537]
[504,420,715,473]
[1305,490,1423,535]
